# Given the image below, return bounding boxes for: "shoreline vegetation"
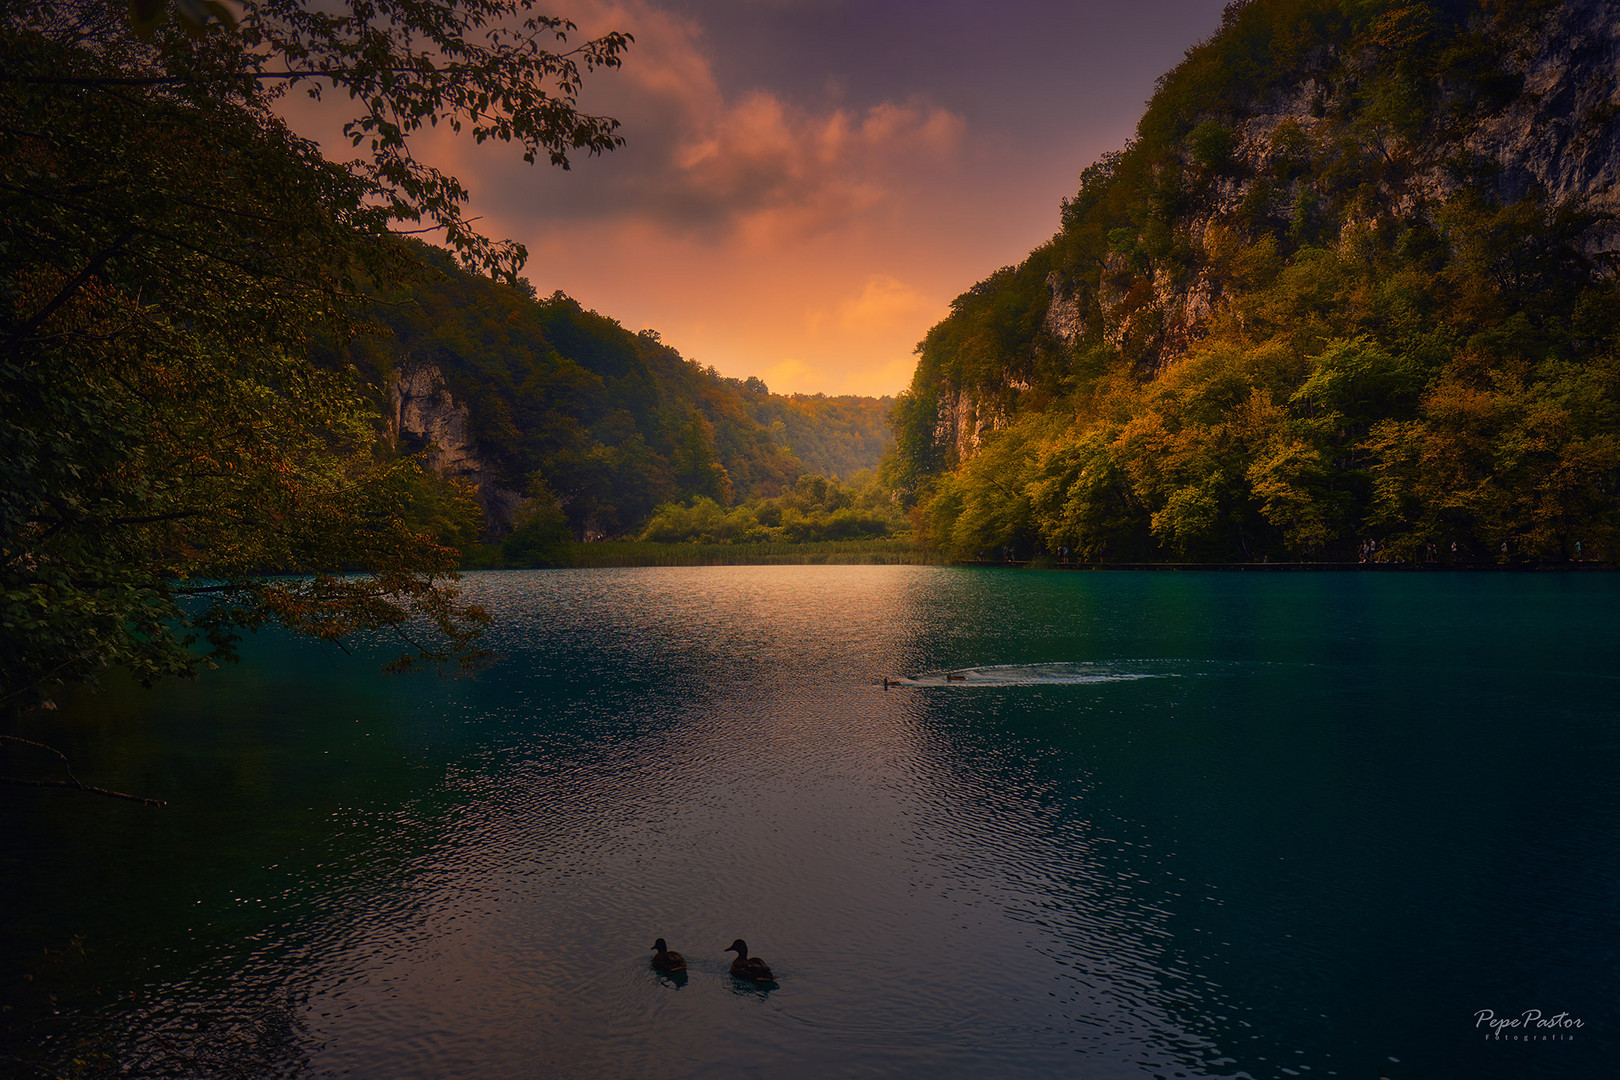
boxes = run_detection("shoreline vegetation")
[463,538,932,568]
[3,1,635,700]
[458,540,1610,571]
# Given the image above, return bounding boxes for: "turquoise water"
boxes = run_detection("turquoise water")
[2,567,1617,1078]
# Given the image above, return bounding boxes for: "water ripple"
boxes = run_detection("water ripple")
[894,660,1187,686]
[5,567,1617,1080]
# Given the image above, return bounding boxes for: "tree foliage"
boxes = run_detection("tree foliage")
[1,1,630,708]
[892,0,1620,564]
[726,377,894,481]
[637,473,903,547]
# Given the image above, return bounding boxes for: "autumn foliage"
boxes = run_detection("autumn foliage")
[892,0,1620,564]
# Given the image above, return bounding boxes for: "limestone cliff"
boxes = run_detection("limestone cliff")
[1461,0,1620,251]
[917,0,1620,471]
[387,361,526,534]
[1080,0,1615,361]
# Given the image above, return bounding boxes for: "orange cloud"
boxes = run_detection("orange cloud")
[667,93,963,243]
[271,0,1095,397]
[825,274,934,335]
[449,0,968,244]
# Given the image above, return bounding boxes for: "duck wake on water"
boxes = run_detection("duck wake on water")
[880,661,1184,688]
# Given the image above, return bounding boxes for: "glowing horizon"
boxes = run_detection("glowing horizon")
[282,0,1227,397]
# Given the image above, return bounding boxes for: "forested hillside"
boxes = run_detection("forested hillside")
[891,0,1620,563]
[726,378,894,480]
[334,247,893,543]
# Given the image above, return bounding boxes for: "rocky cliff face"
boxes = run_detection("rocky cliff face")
[1042,0,1620,373]
[893,0,1620,562]
[931,377,1028,464]
[1463,0,1620,253]
[388,361,526,534]
[919,0,1620,472]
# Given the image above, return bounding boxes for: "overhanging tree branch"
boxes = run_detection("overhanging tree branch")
[0,774,169,806]
[0,735,167,807]
[4,226,139,347]
[1,1,622,705]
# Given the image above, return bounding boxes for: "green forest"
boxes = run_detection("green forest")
[890,0,1620,564]
[330,246,901,566]
[728,378,895,481]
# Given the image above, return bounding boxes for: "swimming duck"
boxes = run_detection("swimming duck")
[649,938,686,973]
[725,939,774,982]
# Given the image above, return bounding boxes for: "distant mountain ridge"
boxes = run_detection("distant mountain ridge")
[891,0,1620,562]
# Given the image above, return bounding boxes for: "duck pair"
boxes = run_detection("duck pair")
[649,938,774,982]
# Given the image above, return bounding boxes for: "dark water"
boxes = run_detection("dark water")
[3,567,1617,1079]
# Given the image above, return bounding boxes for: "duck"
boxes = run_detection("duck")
[649,938,686,973]
[725,939,774,982]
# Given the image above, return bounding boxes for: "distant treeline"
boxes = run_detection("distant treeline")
[725,377,894,482]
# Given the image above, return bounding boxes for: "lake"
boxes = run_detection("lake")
[2,566,1616,1079]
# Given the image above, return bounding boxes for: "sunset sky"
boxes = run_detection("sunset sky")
[296,0,1229,397]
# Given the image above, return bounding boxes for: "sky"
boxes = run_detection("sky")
[291,0,1230,397]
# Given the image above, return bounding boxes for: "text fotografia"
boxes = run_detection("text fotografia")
[1474,1009,1584,1041]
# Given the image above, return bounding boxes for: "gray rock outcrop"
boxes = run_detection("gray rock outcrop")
[930,0,1620,469]
[387,361,526,535]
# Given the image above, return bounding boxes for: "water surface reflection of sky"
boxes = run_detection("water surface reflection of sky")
[3,567,1615,1079]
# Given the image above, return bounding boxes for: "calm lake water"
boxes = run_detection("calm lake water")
[3,567,1617,1079]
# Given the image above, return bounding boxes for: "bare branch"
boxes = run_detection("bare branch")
[0,775,168,807]
[0,735,167,807]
